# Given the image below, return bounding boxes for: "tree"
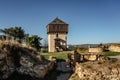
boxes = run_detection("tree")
[0,27,26,42]
[14,27,25,43]
[0,28,11,40]
[25,35,42,50]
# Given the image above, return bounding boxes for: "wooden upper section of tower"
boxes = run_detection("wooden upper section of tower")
[47,18,68,34]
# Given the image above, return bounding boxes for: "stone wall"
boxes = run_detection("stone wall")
[48,33,56,52]
[48,33,67,52]
[88,48,103,53]
[108,45,120,52]
[70,59,120,80]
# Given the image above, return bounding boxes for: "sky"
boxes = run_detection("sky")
[0,0,120,45]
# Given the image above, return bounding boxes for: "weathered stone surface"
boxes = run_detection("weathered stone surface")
[33,65,46,78]
[70,59,120,80]
[20,56,33,67]
[89,48,103,53]
[0,41,54,79]
[0,49,15,79]
[108,44,120,52]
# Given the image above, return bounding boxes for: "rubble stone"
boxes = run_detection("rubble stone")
[70,59,120,80]
[0,41,54,79]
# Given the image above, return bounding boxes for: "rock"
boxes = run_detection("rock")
[33,65,46,78]
[20,56,33,67]
[0,53,6,59]
[0,41,54,79]
[70,59,120,80]
[89,48,103,53]
[108,44,120,52]
[49,56,56,62]
[0,49,16,79]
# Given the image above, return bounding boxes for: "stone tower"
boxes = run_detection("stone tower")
[46,18,68,52]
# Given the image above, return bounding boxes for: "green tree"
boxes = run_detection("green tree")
[0,27,25,42]
[14,27,25,42]
[25,35,42,50]
[0,28,11,40]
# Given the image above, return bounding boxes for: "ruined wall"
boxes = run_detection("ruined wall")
[108,45,120,52]
[88,48,103,53]
[70,59,120,80]
[0,41,54,79]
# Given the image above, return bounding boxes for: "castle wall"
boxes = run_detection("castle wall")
[58,33,67,45]
[48,34,56,52]
[48,33,67,52]
[88,48,103,53]
[108,45,120,52]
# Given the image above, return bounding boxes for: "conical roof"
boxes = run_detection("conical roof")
[49,18,68,24]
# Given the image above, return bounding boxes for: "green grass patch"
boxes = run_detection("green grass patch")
[40,52,68,60]
[103,51,120,56]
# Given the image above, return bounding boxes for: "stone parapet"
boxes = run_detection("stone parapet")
[88,48,103,53]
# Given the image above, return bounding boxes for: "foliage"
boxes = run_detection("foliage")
[0,27,26,42]
[103,51,120,56]
[25,35,42,50]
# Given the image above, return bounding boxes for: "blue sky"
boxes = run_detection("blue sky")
[0,0,120,44]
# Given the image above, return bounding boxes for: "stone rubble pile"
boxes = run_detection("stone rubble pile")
[17,56,54,78]
[0,42,54,79]
[70,58,120,80]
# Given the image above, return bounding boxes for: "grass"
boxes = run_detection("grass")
[41,51,120,60]
[103,51,120,56]
[40,52,69,60]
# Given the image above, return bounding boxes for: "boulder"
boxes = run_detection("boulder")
[0,41,54,79]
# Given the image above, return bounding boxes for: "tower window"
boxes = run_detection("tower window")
[56,33,58,37]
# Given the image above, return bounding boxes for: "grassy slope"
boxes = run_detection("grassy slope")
[40,52,68,60]
[103,51,120,56]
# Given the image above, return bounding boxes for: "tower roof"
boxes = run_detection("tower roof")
[49,18,68,24]
[47,17,68,34]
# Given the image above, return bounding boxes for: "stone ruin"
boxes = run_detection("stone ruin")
[70,58,120,80]
[88,48,103,53]
[69,50,120,80]
[108,44,120,52]
[0,41,54,79]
